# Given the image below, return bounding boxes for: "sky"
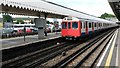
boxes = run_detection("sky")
[47,0,114,17]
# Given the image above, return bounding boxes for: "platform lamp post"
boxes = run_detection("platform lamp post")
[44,13,48,36]
[24,26,26,41]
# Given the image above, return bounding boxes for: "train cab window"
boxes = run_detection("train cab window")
[89,23,91,28]
[72,22,78,29]
[62,22,67,29]
[68,22,71,29]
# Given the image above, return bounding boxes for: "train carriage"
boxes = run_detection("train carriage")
[61,17,117,40]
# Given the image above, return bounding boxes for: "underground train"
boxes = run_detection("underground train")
[61,17,117,40]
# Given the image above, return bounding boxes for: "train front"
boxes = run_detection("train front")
[61,17,81,40]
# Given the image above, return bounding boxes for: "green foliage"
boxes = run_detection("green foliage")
[3,15,13,22]
[17,20,24,24]
[46,21,50,24]
[100,13,115,19]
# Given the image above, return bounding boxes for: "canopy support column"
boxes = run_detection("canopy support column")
[36,13,48,39]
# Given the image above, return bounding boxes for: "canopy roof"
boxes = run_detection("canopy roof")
[0,0,115,23]
[108,0,120,21]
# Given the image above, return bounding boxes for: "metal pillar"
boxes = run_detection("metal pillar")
[44,13,48,36]
[35,13,48,39]
[38,27,45,39]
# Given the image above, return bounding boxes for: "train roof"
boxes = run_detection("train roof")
[63,17,116,24]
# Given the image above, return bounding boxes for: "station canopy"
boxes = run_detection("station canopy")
[108,0,120,21]
[0,0,115,23]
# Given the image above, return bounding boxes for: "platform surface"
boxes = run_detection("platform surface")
[97,28,120,67]
[0,32,61,50]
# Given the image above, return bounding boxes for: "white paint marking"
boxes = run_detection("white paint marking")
[116,29,119,66]
[116,43,118,66]
[96,30,116,66]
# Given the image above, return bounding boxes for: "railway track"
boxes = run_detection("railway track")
[47,29,116,68]
[2,37,64,61]
[2,39,83,67]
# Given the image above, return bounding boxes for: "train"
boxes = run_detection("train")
[61,17,117,40]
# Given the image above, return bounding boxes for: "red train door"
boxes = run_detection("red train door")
[86,21,88,35]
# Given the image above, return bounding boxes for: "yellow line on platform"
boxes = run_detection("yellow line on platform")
[105,30,118,67]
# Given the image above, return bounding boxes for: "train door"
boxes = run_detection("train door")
[98,23,101,30]
[88,22,92,34]
[85,21,88,35]
[92,22,94,32]
[101,23,103,29]
[96,22,99,30]
[81,21,86,36]
[94,22,97,32]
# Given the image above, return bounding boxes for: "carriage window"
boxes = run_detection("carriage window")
[89,23,91,28]
[94,23,96,27]
[62,22,67,29]
[68,22,71,29]
[72,22,78,29]
[99,23,101,27]
[92,22,94,28]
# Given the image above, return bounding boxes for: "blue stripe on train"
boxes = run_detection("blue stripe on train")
[81,32,86,36]
[89,31,93,35]
[81,32,86,38]
[94,30,97,32]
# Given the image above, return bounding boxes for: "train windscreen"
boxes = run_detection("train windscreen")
[72,22,78,29]
[62,22,67,29]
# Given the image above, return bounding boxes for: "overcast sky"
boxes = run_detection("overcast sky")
[47,0,114,17]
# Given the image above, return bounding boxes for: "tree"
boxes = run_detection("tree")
[17,20,24,24]
[99,13,115,19]
[46,21,50,24]
[3,15,13,22]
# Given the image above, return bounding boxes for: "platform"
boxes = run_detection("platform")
[97,28,120,67]
[0,32,61,50]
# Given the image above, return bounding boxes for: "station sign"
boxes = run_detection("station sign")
[34,18,46,29]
